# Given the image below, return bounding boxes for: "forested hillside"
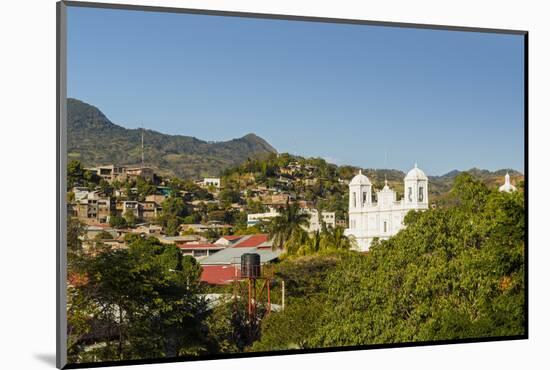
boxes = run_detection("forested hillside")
[67,98,277,179]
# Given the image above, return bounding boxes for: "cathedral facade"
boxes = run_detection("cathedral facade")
[344,165,429,251]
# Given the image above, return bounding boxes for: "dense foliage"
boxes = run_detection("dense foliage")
[67,235,208,363]
[67,171,525,363]
[255,173,525,349]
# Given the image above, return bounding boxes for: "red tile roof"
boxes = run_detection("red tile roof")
[201,265,239,285]
[220,235,244,241]
[233,234,269,248]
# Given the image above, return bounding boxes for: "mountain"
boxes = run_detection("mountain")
[67,98,277,179]
[428,168,524,198]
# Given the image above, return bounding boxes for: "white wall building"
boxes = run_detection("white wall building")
[246,208,280,227]
[247,207,336,232]
[203,178,221,189]
[304,209,336,233]
[344,165,429,252]
[499,173,517,193]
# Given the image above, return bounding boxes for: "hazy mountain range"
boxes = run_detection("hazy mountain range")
[67,98,523,187]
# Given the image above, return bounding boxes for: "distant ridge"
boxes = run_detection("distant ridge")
[67,98,277,179]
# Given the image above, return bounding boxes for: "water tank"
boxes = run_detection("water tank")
[241,253,261,279]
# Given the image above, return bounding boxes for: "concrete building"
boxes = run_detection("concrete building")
[124,167,154,182]
[139,201,162,221]
[72,187,90,202]
[247,207,336,232]
[86,165,126,183]
[246,208,281,227]
[75,192,114,223]
[122,201,139,218]
[304,209,336,233]
[345,165,429,251]
[86,165,155,183]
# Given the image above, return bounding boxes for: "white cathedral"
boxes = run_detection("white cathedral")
[344,164,429,252]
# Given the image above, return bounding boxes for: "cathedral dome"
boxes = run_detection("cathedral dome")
[405,164,428,181]
[350,170,371,185]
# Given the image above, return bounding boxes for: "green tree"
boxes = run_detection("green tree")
[252,298,324,351]
[109,214,127,229]
[319,225,355,252]
[123,209,137,228]
[308,175,525,347]
[268,202,310,253]
[67,237,209,363]
[158,197,189,236]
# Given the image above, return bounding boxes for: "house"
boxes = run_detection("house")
[179,223,233,234]
[122,201,139,218]
[268,193,290,205]
[158,235,209,245]
[86,165,126,183]
[84,224,117,240]
[75,192,114,223]
[199,234,281,285]
[201,178,221,189]
[72,187,90,201]
[214,235,245,246]
[86,164,155,183]
[124,167,155,182]
[304,209,336,233]
[177,243,226,260]
[145,194,166,204]
[247,208,280,227]
[133,224,163,235]
[138,201,162,221]
[247,207,336,232]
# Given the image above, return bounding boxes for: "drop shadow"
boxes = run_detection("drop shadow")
[34,353,57,367]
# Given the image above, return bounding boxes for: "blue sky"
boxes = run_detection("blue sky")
[67,6,525,175]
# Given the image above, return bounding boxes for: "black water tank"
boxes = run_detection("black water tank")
[241,253,261,279]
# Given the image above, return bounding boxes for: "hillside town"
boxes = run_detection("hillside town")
[67,151,521,289]
[67,153,354,285]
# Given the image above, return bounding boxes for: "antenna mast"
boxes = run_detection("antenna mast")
[141,127,144,168]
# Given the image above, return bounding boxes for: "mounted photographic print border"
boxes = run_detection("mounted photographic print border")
[57,1,528,368]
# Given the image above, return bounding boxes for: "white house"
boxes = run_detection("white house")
[203,178,221,189]
[247,207,336,232]
[344,165,429,252]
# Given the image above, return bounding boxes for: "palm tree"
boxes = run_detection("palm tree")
[300,230,321,256]
[269,201,310,252]
[320,225,355,252]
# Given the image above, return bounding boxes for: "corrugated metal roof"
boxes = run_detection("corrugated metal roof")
[178,243,225,250]
[199,245,281,265]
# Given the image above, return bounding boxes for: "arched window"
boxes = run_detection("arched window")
[408,187,413,202]
[419,186,424,202]
[363,191,367,204]
[352,192,356,207]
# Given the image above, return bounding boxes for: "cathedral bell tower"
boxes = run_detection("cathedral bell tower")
[404,163,429,209]
[348,170,372,231]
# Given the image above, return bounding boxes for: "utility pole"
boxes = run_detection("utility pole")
[281,280,285,311]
